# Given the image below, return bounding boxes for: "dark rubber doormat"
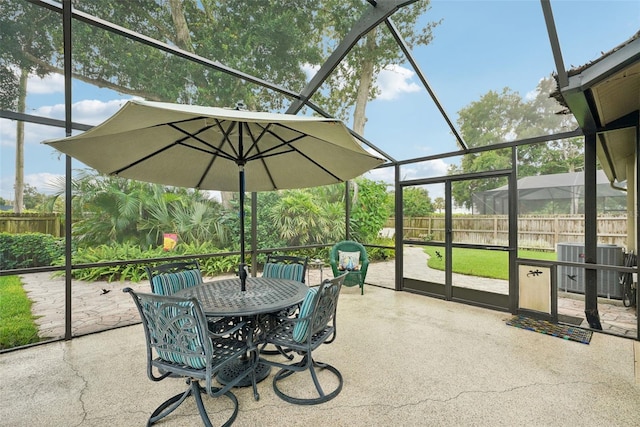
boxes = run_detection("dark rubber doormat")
[506,315,593,344]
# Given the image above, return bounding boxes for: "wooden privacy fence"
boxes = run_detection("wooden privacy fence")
[389,215,628,251]
[0,213,64,237]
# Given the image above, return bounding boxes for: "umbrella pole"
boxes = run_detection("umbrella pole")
[239,165,247,291]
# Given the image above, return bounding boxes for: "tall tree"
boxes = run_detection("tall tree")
[314,1,439,134]
[450,77,581,208]
[0,1,58,212]
[403,186,434,217]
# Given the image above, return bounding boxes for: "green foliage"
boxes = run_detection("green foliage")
[364,237,395,261]
[18,1,326,111]
[22,183,48,210]
[451,77,582,208]
[225,187,347,252]
[50,171,229,250]
[402,187,434,217]
[198,254,241,277]
[0,275,40,349]
[53,241,241,282]
[0,232,64,270]
[268,189,345,246]
[350,178,391,242]
[0,65,18,109]
[53,243,162,282]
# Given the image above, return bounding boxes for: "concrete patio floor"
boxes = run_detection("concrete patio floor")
[1,281,639,426]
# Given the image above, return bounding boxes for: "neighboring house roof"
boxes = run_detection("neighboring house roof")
[476,170,626,202]
[553,31,640,184]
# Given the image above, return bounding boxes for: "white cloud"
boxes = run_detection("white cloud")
[400,158,449,182]
[375,64,421,101]
[1,97,135,200]
[2,97,129,149]
[0,172,64,200]
[302,62,420,102]
[26,172,64,194]
[28,73,65,94]
[35,98,132,125]
[363,157,450,189]
[365,167,394,186]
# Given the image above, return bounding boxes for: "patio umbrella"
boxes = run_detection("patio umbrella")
[44,100,384,290]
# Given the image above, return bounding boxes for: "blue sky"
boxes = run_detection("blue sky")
[1,0,638,201]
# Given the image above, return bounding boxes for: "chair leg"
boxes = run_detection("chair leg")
[148,385,192,426]
[272,354,343,405]
[193,381,239,427]
[148,379,239,427]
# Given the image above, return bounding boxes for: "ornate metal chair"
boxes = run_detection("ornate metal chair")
[262,255,308,283]
[145,261,203,295]
[259,273,347,405]
[145,261,235,334]
[260,255,309,357]
[329,240,369,295]
[124,287,258,426]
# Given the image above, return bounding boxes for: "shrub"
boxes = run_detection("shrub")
[53,241,242,282]
[0,232,64,270]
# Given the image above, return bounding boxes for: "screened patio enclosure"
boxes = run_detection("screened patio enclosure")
[1,0,638,345]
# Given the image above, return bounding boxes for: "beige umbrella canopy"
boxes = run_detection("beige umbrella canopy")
[44,100,383,191]
[44,99,385,289]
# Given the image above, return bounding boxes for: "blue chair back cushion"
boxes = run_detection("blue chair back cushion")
[151,269,203,295]
[146,300,207,369]
[263,262,305,282]
[292,287,318,343]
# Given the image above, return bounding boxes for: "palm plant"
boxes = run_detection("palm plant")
[52,170,231,250]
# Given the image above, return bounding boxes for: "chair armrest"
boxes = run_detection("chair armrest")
[208,318,247,338]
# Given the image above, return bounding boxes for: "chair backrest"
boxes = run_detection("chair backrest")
[330,241,368,271]
[145,261,203,295]
[263,255,308,283]
[292,272,346,343]
[124,288,211,371]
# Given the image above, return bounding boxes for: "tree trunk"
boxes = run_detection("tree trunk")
[352,29,377,135]
[14,67,28,213]
[168,0,194,52]
[349,30,377,209]
[220,191,234,210]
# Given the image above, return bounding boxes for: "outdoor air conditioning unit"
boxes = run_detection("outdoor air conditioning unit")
[557,243,624,299]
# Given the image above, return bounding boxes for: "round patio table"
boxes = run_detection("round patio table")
[176,277,308,386]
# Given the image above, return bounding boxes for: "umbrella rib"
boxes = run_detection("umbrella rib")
[244,125,302,162]
[168,121,238,162]
[244,123,281,189]
[248,126,343,184]
[213,119,243,161]
[112,144,175,175]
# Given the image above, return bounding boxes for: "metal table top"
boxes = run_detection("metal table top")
[175,277,308,317]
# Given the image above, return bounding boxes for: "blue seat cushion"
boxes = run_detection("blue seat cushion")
[292,287,318,343]
[151,269,203,295]
[263,262,305,282]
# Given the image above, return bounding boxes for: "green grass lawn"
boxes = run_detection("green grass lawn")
[0,276,40,350]
[423,246,556,280]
